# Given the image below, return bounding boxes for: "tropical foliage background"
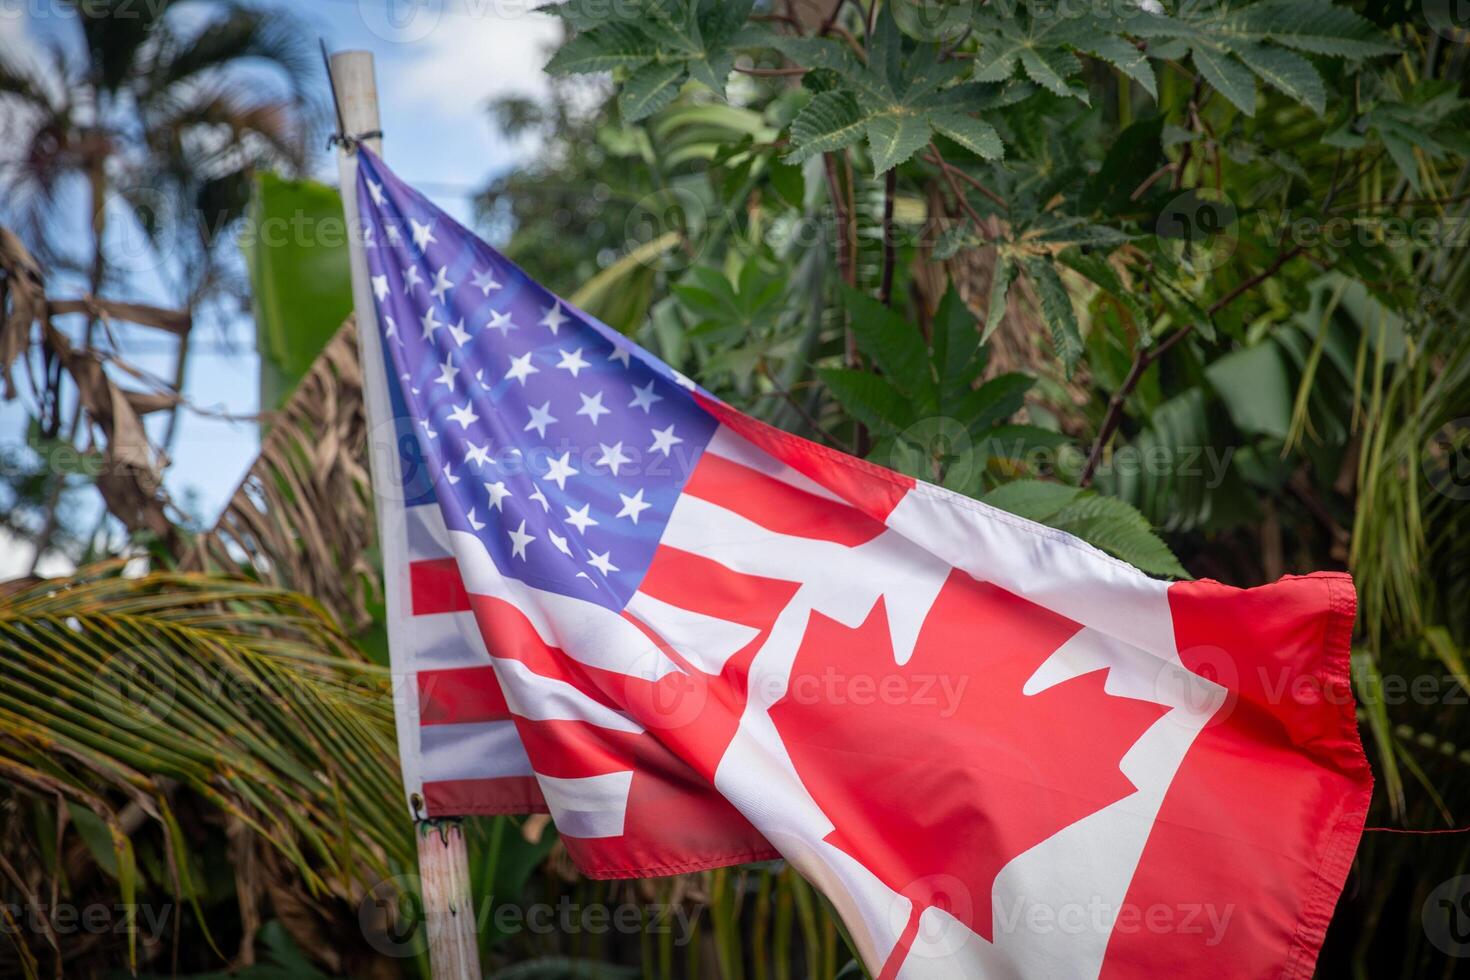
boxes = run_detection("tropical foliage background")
[1,0,1469,976]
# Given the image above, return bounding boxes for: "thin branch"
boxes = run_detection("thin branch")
[925,145,1007,210]
[734,65,810,77]
[880,168,897,306]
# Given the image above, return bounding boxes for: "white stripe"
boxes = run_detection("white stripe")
[406,503,452,561]
[706,425,847,503]
[625,591,760,675]
[535,770,634,839]
[418,720,533,782]
[491,657,643,734]
[447,530,681,681]
[410,610,492,670]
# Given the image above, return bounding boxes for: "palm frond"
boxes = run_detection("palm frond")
[0,562,410,969]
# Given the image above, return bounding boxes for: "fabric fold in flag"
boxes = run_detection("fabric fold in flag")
[351,147,1372,979]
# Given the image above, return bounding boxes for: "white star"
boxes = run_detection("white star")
[505,352,539,385]
[507,519,535,560]
[577,391,610,425]
[429,265,454,302]
[543,451,578,490]
[402,265,423,294]
[563,502,599,534]
[548,528,572,555]
[617,488,652,524]
[595,441,631,476]
[419,418,437,440]
[608,345,632,368]
[372,274,389,301]
[464,442,493,468]
[528,484,550,511]
[447,319,471,347]
[587,550,619,575]
[556,347,590,377]
[524,401,557,438]
[386,224,402,245]
[362,224,376,247]
[466,508,485,532]
[649,424,683,457]
[484,480,512,511]
[411,218,436,251]
[447,401,479,430]
[420,307,443,339]
[434,356,459,392]
[629,380,663,413]
[367,178,385,206]
[540,302,569,334]
[486,310,515,335]
[471,267,502,294]
[441,462,459,485]
[383,315,399,340]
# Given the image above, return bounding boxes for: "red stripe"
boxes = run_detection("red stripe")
[410,558,470,615]
[422,776,546,817]
[466,592,628,715]
[685,451,887,547]
[418,665,511,725]
[696,394,912,521]
[639,544,798,630]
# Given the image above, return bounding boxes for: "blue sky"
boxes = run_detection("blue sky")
[0,0,563,572]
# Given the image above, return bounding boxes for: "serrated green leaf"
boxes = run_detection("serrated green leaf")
[1233,41,1325,113]
[983,253,1016,343]
[1018,46,1079,97]
[1236,0,1396,58]
[1080,33,1158,97]
[959,372,1033,433]
[619,61,687,121]
[933,285,983,398]
[1052,493,1188,578]
[931,112,1003,160]
[1021,256,1084,372]
[545,22,656,74]
[785,90,869,163]
[981,479,1083,522]
[1190,44,1257,115]
[818,367,910,433]
[842,287,932,395]
[866,112,932,173]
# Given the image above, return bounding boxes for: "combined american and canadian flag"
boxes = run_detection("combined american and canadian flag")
[346,148,1371,979]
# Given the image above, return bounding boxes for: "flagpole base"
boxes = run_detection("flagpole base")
[416,818,482,980]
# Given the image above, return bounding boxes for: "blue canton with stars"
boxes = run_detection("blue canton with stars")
[357,149,717,612]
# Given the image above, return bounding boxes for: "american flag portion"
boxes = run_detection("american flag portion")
[349,148,1371,980]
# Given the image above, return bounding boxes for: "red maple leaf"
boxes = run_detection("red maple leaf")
[769,567,1167,965]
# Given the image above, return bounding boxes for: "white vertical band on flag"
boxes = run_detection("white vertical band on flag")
[339,144,424,817]
[409,610,493,670]
[406,502,453,561]
[535,771,635,839]
[418,720,535,782]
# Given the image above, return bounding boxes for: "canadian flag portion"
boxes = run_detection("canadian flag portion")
[350,148,1372,979]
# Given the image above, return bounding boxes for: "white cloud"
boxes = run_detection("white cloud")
[397,1,563,116]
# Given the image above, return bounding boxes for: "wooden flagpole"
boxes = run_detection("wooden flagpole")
[328,48,483,980]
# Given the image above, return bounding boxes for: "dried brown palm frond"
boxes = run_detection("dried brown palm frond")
[0,224,188,551]
[183,318,380,633]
